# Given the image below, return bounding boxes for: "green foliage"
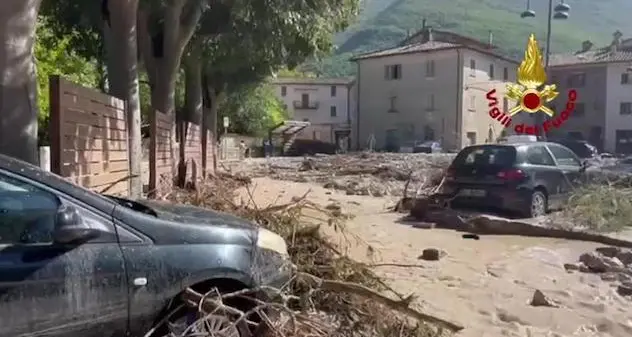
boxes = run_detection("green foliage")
[313,0,632,76]
[219,82,288,136]
[35,18,100,145]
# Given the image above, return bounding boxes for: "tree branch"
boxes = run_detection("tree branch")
[136,9,156,86]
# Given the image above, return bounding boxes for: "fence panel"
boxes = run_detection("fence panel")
[49,75,130,196]
[149,110,175,196]
[204,130,216,175]
[183,122,202,184]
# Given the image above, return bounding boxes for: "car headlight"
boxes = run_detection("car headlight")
[256,228,289,258]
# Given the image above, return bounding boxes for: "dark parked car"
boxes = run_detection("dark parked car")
[0,154,291,336]
[414,141,442,153]
[438,142,587,217]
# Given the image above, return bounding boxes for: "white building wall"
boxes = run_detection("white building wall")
[356,49,461,150]
[274,83,350,125]
[273,82,352,142]
[460,49,520,148]
[605,63,632,153]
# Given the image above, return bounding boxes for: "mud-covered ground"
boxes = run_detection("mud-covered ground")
[226,153,632,337]
[237,177,632,337]
[222,153,455,197]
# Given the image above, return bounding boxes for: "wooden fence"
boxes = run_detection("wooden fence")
[148,110,175,197]
[49,76,216,197]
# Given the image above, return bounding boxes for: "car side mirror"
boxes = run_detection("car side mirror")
[53,205,100,244]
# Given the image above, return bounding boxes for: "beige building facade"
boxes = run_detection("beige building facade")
[548,32,632,153]
[271,77,355,147]
[352,28,522,152]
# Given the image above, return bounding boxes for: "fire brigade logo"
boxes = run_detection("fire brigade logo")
[505,33,558,117]
[486,33,578,135]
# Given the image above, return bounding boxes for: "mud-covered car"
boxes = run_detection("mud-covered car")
[0,153,292,337]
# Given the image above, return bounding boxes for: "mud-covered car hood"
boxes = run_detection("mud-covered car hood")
[109,197,258,244]
[136,199,257,230]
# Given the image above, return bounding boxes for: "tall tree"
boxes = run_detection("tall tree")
[103,0,143,197]
[41,0,144,196]
[0,0,43,164]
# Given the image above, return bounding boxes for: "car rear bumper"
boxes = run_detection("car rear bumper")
[439,184,532,213]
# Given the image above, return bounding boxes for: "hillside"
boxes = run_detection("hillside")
[305,0,632,76]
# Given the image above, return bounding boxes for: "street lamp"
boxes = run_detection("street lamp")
[520,0,570,140]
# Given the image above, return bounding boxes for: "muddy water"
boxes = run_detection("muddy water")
[242,178,632,337]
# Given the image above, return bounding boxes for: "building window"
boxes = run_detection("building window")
[466,132,477,146]
[469,59,476,76]
[330,105,337,117]
[385,64,402,80]
[388,96,398,113]
[426,94,435,111]
[503,67,508,81]
[489,64,495,79]
[567,73,586,87]
[282,103,288,110]
[281,86,287,96]
[503,98,508,113]
[469,95,476,111]
[302,118,309,122]
[620,102,632,115]
[425,60,435,77]
[573,102,585,117]
[622,73,630,85]
[330,85,337,97]
[593,100,603,111]
[301,93,309,107]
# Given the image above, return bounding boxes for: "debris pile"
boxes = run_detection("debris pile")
[221,152,455,197]
[158,175,462,337]
[565,246,632,297]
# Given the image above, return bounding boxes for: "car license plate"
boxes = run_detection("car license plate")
[459,189,486,197]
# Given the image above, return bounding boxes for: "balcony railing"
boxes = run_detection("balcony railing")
[293,101,319,109]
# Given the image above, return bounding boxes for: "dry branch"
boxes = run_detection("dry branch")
[159,174,458,337]
[297,273,464,332]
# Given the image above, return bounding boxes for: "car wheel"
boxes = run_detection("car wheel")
[527,190,547,218]
[168,311,249,337]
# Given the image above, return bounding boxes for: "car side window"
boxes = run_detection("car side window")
[526,146,555,166]
[547,145,581,167]
[0,173,61,244]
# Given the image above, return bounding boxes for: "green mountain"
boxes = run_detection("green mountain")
[306,0,632,76]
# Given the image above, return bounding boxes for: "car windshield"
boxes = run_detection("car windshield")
[453,145,516,168]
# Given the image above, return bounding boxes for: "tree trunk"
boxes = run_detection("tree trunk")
[184,47,203,179]
[0,0,42,165]
[104,0,143,198]
[137,3,204,188]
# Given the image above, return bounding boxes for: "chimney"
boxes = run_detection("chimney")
[406,29,411,38]
[422,18,426,29]
[581,40,593,52]
[422,27,433,42]
[611,30,623,53]
[488,30,493,48]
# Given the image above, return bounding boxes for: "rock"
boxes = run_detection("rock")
[578,252,624,273]
[419,248,446,261]
[563,263,581,272]
[616,283,632,296]
[600,273,619,282]
[530,289,559,307]
[616,250,632,266]
[595,246,621,258]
